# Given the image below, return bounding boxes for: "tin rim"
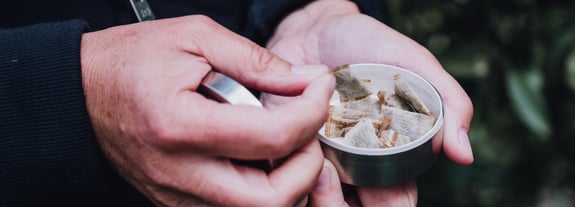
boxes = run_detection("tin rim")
[318,63,444,156]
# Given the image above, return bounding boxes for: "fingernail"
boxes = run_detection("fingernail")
[315,167,331,190]
[291,65,329,77]
[458,128,473,155]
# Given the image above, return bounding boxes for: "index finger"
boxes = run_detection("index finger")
[176,15,324,96]
[158,73,335,160]
[199,74,334,159]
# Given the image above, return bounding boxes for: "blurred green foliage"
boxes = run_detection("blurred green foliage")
[381,0,575,206]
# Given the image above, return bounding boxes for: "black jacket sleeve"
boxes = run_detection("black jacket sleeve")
[0,20,152,207]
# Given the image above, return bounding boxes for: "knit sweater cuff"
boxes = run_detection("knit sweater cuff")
[0,19,118,203]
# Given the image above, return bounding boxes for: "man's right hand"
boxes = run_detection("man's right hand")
[80,15,335,206]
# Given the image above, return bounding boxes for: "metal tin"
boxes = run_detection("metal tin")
[199,71,262,107]
[318,63,444,186]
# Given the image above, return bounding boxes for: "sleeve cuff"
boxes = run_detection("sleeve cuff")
[0,20,148,205]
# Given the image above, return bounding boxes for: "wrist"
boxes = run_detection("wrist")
[80,32,100,117]
[80,30,113,133]
[274,0,359,34]
[268,0,360,63]
[303,0,360,20]
[80,32,94,96]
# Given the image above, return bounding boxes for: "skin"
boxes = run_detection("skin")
[266,0,475,206]
[81,16,336,206]
[80,0,473,206]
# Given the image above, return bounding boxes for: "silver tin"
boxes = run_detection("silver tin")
[318,63,444,186]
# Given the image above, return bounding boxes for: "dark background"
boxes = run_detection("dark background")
[379,0,575,206]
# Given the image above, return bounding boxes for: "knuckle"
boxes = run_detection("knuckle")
[176,15,218,38]
[250,46,277,73]
[185,15,220,32]
[261,127,295,157]
[147,117,181,145]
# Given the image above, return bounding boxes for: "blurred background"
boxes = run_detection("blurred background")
[379,0,575,206]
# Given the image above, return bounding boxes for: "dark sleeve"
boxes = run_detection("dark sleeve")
[0,20,152,207]
[352,0,386,22]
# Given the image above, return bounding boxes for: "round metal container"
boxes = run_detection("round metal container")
[318,63,444,186]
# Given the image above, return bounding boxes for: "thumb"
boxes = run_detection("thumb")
[309,159,349,207]
[177,16,327,96]
[430,72,474,166]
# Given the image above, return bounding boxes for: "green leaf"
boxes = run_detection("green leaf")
[505,68,551,140]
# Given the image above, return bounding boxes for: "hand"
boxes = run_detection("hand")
[267,0,474,206]
[81,15,335,206]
